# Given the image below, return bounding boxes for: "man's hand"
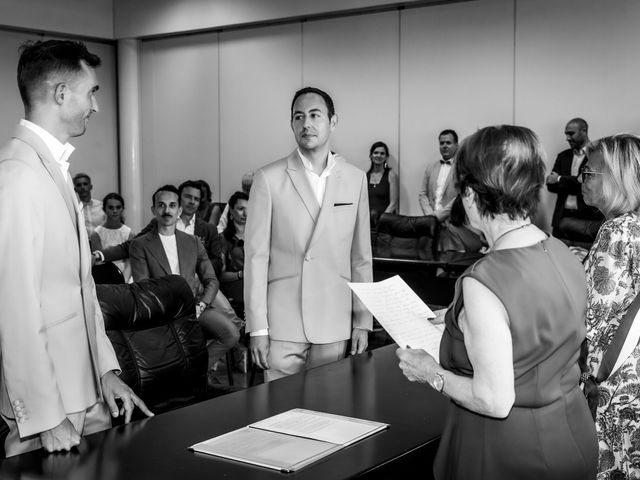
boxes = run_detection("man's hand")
[40,418,81,453]
[350,328,369,355]
[250,335,270,370]
[100,371,154,424]
[546,172,560,185]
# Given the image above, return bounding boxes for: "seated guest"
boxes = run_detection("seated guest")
[220,191,249,309]
[129,185,240,376]
[366,141,399,228]
[195,179,214,223]
[73,172,106,236]
[90,192,134,282]
[418,129,458,221]
[438,195,487,253]
[397,125,597,479]
[216,171,254,233]
[580,134,640,478]
[546,117,603,244]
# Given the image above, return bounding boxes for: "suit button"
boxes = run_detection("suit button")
[304,255,311,261]
[17,418,25,424]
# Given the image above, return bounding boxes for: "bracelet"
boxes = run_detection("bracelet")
[237,272,241,280]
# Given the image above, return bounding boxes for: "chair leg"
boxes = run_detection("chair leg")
[225,351,234,386]
[248,363,257,387]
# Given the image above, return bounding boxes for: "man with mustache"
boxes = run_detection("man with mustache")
[245,87,373,381]
[129,185,238,375]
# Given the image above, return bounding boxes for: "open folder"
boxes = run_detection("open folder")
[349,275,445,358]
[189,409,389,472]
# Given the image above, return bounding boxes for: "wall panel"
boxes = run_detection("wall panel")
[219,23,302,203]
[140,33,219,222]
[515,0,640,228]
[302,11,400,176]
[400,0,514,215]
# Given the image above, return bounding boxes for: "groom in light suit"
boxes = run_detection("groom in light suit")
[245,87,373,382]
[0,40,152,457]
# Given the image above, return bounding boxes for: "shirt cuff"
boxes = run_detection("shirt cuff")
[250,329,269,336]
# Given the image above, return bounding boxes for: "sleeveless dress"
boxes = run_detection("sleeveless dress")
[94,224,133,282]
[367,168,391,227]
[435,237,597,480]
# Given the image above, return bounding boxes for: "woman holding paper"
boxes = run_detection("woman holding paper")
[579,134,640,479]
[397,125,597,480]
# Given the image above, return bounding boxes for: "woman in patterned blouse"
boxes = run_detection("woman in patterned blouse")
[581,134,640,479]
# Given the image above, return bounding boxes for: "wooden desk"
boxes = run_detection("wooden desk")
[0,345,449,479]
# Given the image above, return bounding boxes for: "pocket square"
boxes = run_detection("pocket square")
[334,202,353,206]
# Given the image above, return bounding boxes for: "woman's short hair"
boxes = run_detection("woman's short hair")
[586,134,640,218]
[455,125,545,219]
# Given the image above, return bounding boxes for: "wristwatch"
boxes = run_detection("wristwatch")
[430,372,445,393]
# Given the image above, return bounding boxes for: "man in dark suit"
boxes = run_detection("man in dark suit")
[129,185,240,373]
[546,118,603,244]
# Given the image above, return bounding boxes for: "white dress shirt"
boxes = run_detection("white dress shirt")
[20,119,75,179]
[159,233,180,275]
[434,162,452,212]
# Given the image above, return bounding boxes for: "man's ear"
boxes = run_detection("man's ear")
[54,83,67,105]
[330,114,337,131]
[177,206,183,217]
[150,205,157,216]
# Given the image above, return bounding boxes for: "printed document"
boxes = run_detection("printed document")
[189,409,388,472]
[349,275,444,358]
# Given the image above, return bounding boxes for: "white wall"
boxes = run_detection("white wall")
[0,29,119,203]
[0,0,113,39]
[136,0,640,229]
[515,0,640,226]
[140,33,220,222]
[114,0,443,39]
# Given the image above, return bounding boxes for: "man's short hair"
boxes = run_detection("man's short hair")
[178,180,203,200]
[17,40,101,113]
[455,125,545,220]
[439,129,458,144]
[566,117,588,132]
[72,173,91,184]
[291,87,335,120]
[152,184,179,206]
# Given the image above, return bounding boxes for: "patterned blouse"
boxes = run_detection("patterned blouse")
[585,212,640,480]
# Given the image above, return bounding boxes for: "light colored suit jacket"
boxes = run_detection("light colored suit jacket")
[0,124,119,438]
[418,159,457,220]
[129,229,219,305]
[244,151,373,344]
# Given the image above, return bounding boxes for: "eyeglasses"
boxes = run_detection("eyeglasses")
[578,169,605,182]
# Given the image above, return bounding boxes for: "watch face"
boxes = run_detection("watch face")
[432,373,444,392]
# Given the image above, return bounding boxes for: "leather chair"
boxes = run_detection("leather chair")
[96,274,211,416]
[373,213,440,260]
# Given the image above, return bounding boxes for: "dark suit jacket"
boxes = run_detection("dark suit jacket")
[101,216,223,278]
[547,148,603,230]
[129,229,219,305]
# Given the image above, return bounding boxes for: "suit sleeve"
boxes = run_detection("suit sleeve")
[129,238,150,282]
[0,160,66,436]
[351,172,374,331]
[418,166,434,216]
[244,169,272,333]
[204,225,224,279]
[547,153,581,196]
[196,239,219,305]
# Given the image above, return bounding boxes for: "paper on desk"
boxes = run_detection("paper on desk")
[349,275,445,358]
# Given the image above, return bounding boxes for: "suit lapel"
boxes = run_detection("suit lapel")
[310,161,343,247]
[148,232,172,275]
[13,125,78,230]
[286,152,320,222]
[429,163,442,204]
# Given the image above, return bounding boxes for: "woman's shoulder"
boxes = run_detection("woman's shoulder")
[596,212,640,247]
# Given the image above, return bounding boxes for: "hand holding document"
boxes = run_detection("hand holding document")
[349,275,445,359]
